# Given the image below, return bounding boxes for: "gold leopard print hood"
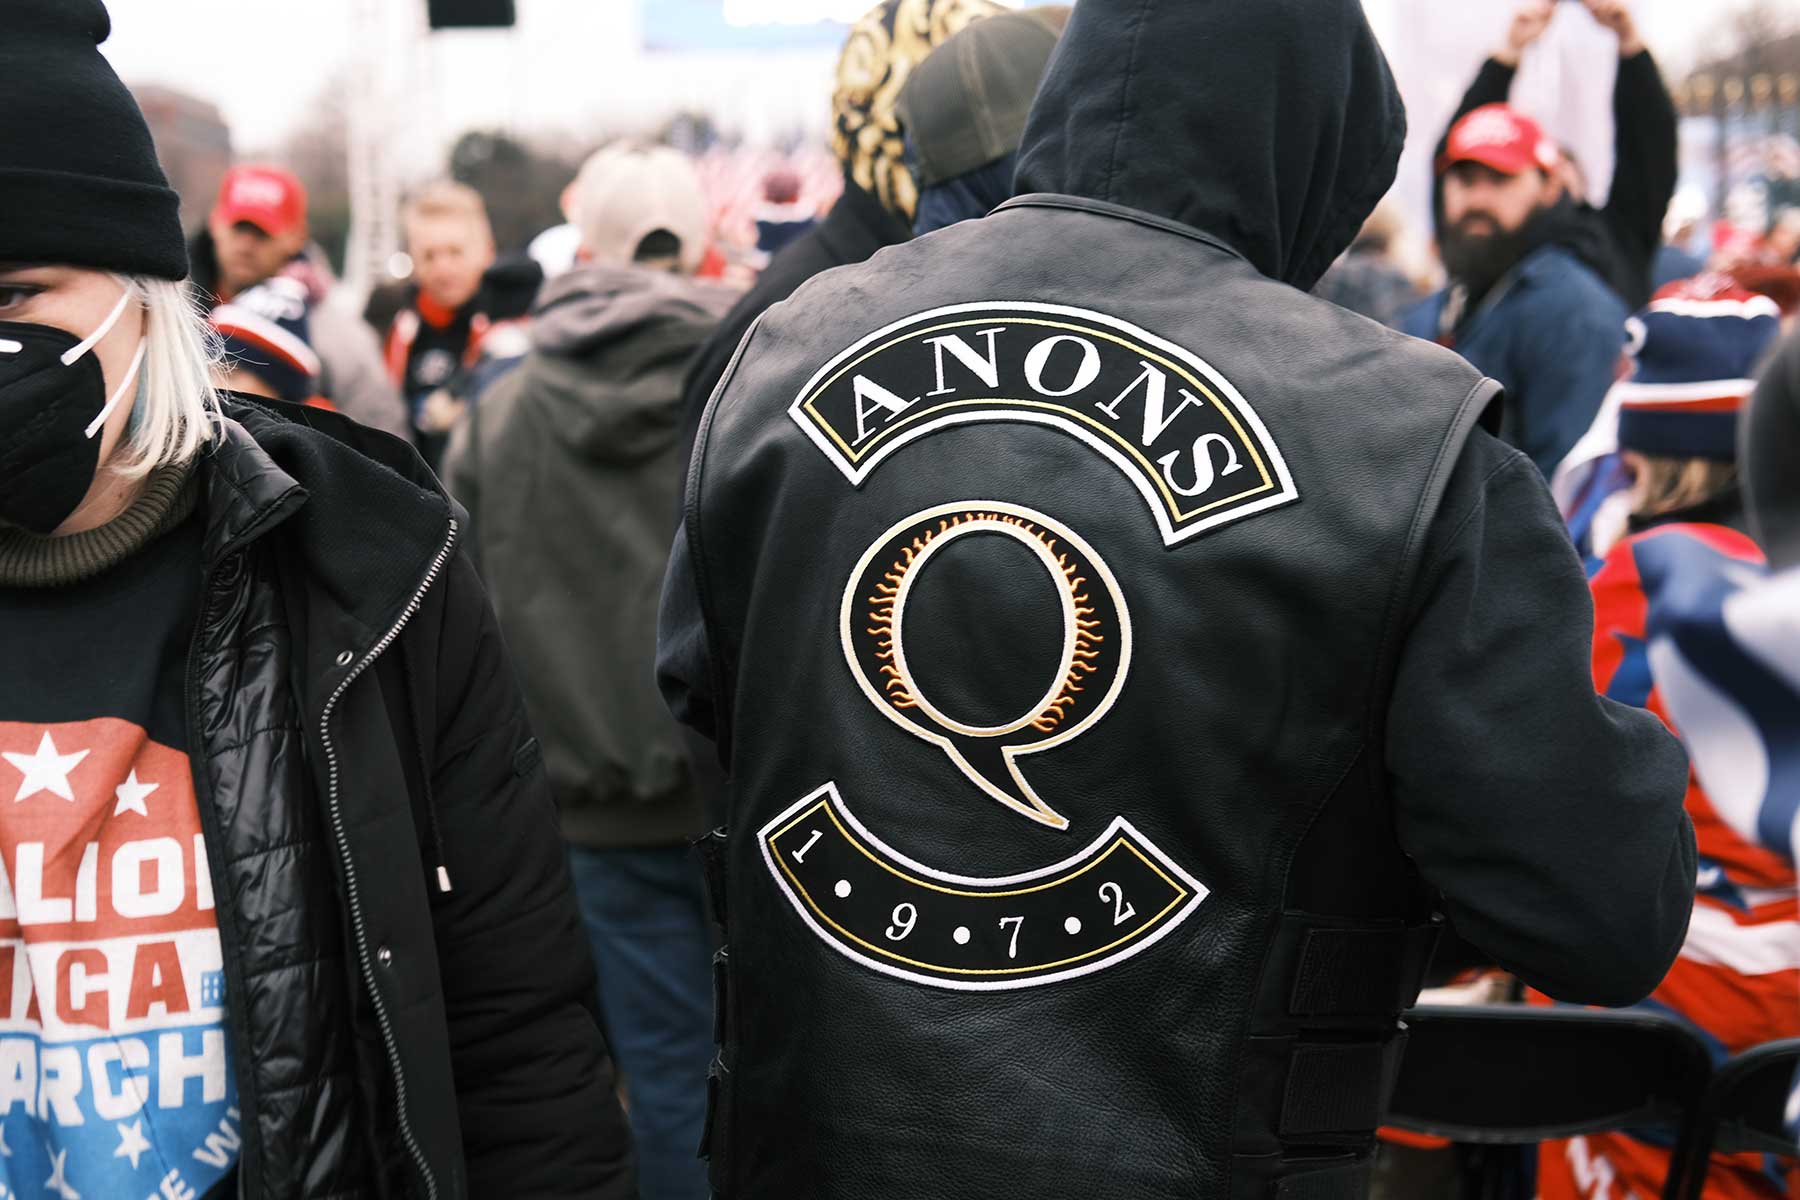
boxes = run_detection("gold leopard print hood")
[831,0,1002,222]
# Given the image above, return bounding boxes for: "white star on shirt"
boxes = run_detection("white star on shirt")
[112,770,158,817]
[2,732,88,803]
[44,1146,80,1198]
[113,1119,151,1170]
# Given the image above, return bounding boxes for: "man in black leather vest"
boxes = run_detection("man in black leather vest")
[657,2,1697,1196]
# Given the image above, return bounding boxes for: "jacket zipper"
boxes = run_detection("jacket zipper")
[316,517,458,1200]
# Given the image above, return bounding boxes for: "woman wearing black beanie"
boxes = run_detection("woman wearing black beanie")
[0,4,635,1198]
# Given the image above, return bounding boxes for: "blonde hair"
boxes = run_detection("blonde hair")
[403,181,493,238]
[115,276,224,477]
[1630,455,1739,520]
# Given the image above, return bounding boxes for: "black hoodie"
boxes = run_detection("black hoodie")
[1014,0,1405,292]
[661,3,1692,1196]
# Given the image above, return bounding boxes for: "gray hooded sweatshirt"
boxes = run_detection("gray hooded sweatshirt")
[446,264,735,847]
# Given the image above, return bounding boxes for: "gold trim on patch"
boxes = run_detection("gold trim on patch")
[799,317,1276,520]
[785,302,1300,546]
[758,782,1209,990]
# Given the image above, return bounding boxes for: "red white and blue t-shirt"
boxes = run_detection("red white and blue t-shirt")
[0,513,240,1200]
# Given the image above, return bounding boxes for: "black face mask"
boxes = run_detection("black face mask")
[0,291,144,536]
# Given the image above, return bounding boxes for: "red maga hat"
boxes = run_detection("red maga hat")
[212,164,307,237]
[1438,104,1560,178]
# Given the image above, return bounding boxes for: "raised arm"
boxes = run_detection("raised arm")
[1434,3,1551,167]
[1587,0,1679,282]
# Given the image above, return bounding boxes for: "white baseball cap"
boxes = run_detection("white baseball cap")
[571,143,710,274]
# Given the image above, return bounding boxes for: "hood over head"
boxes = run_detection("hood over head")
[515,264,734,465]
[1013,0,1406,291]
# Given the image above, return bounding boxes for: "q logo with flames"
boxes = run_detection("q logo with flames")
[845,504,1129,831]
[759,499,1210,991]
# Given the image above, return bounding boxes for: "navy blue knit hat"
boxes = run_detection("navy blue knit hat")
[210,279,323,406]
[1616,276,1782,463]
[0,0,188,279]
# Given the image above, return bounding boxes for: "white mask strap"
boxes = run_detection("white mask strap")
[60,288,135,367]
[84,338,147,440]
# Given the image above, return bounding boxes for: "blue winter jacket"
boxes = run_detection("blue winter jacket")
[1403,245,1627,478]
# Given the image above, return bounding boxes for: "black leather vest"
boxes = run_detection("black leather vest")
[687,195,1497,1198]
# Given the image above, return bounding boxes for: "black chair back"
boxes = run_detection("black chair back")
[1385,1005,1713,1200]
[1669,1037,1800,1200]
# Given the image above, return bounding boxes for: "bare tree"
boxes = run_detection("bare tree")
[1699,0,1800,82]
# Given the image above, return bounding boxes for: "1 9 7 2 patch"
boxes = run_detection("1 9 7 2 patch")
[787,301,1298,545]
[760,781,1208,991]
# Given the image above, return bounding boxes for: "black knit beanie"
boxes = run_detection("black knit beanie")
[0,0,188,280]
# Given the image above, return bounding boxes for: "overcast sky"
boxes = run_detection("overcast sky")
[99,0,1764,158]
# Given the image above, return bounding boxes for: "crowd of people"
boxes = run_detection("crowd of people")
[1,0,1798,1196]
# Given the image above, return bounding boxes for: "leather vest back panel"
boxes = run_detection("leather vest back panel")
[688,197,1493,1198]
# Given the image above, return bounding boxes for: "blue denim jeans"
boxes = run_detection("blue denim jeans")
[567,845,714,1200]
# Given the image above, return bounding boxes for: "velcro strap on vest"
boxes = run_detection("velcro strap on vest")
[1279,1032,1408,1137]
[1289,922,1438,1018]
[694,827,729,928]
[711,945,731,1046]
[700,1054,726,1159]
[1274,1162,1370,1200]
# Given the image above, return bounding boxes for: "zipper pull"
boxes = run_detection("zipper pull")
[436,865,453,894]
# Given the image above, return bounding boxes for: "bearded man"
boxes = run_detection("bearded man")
[1403,104,1629,478]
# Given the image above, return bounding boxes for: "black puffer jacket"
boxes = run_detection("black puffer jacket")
[188,397,633,1198]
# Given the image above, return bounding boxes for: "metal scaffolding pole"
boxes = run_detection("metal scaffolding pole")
[343,0,424,304]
